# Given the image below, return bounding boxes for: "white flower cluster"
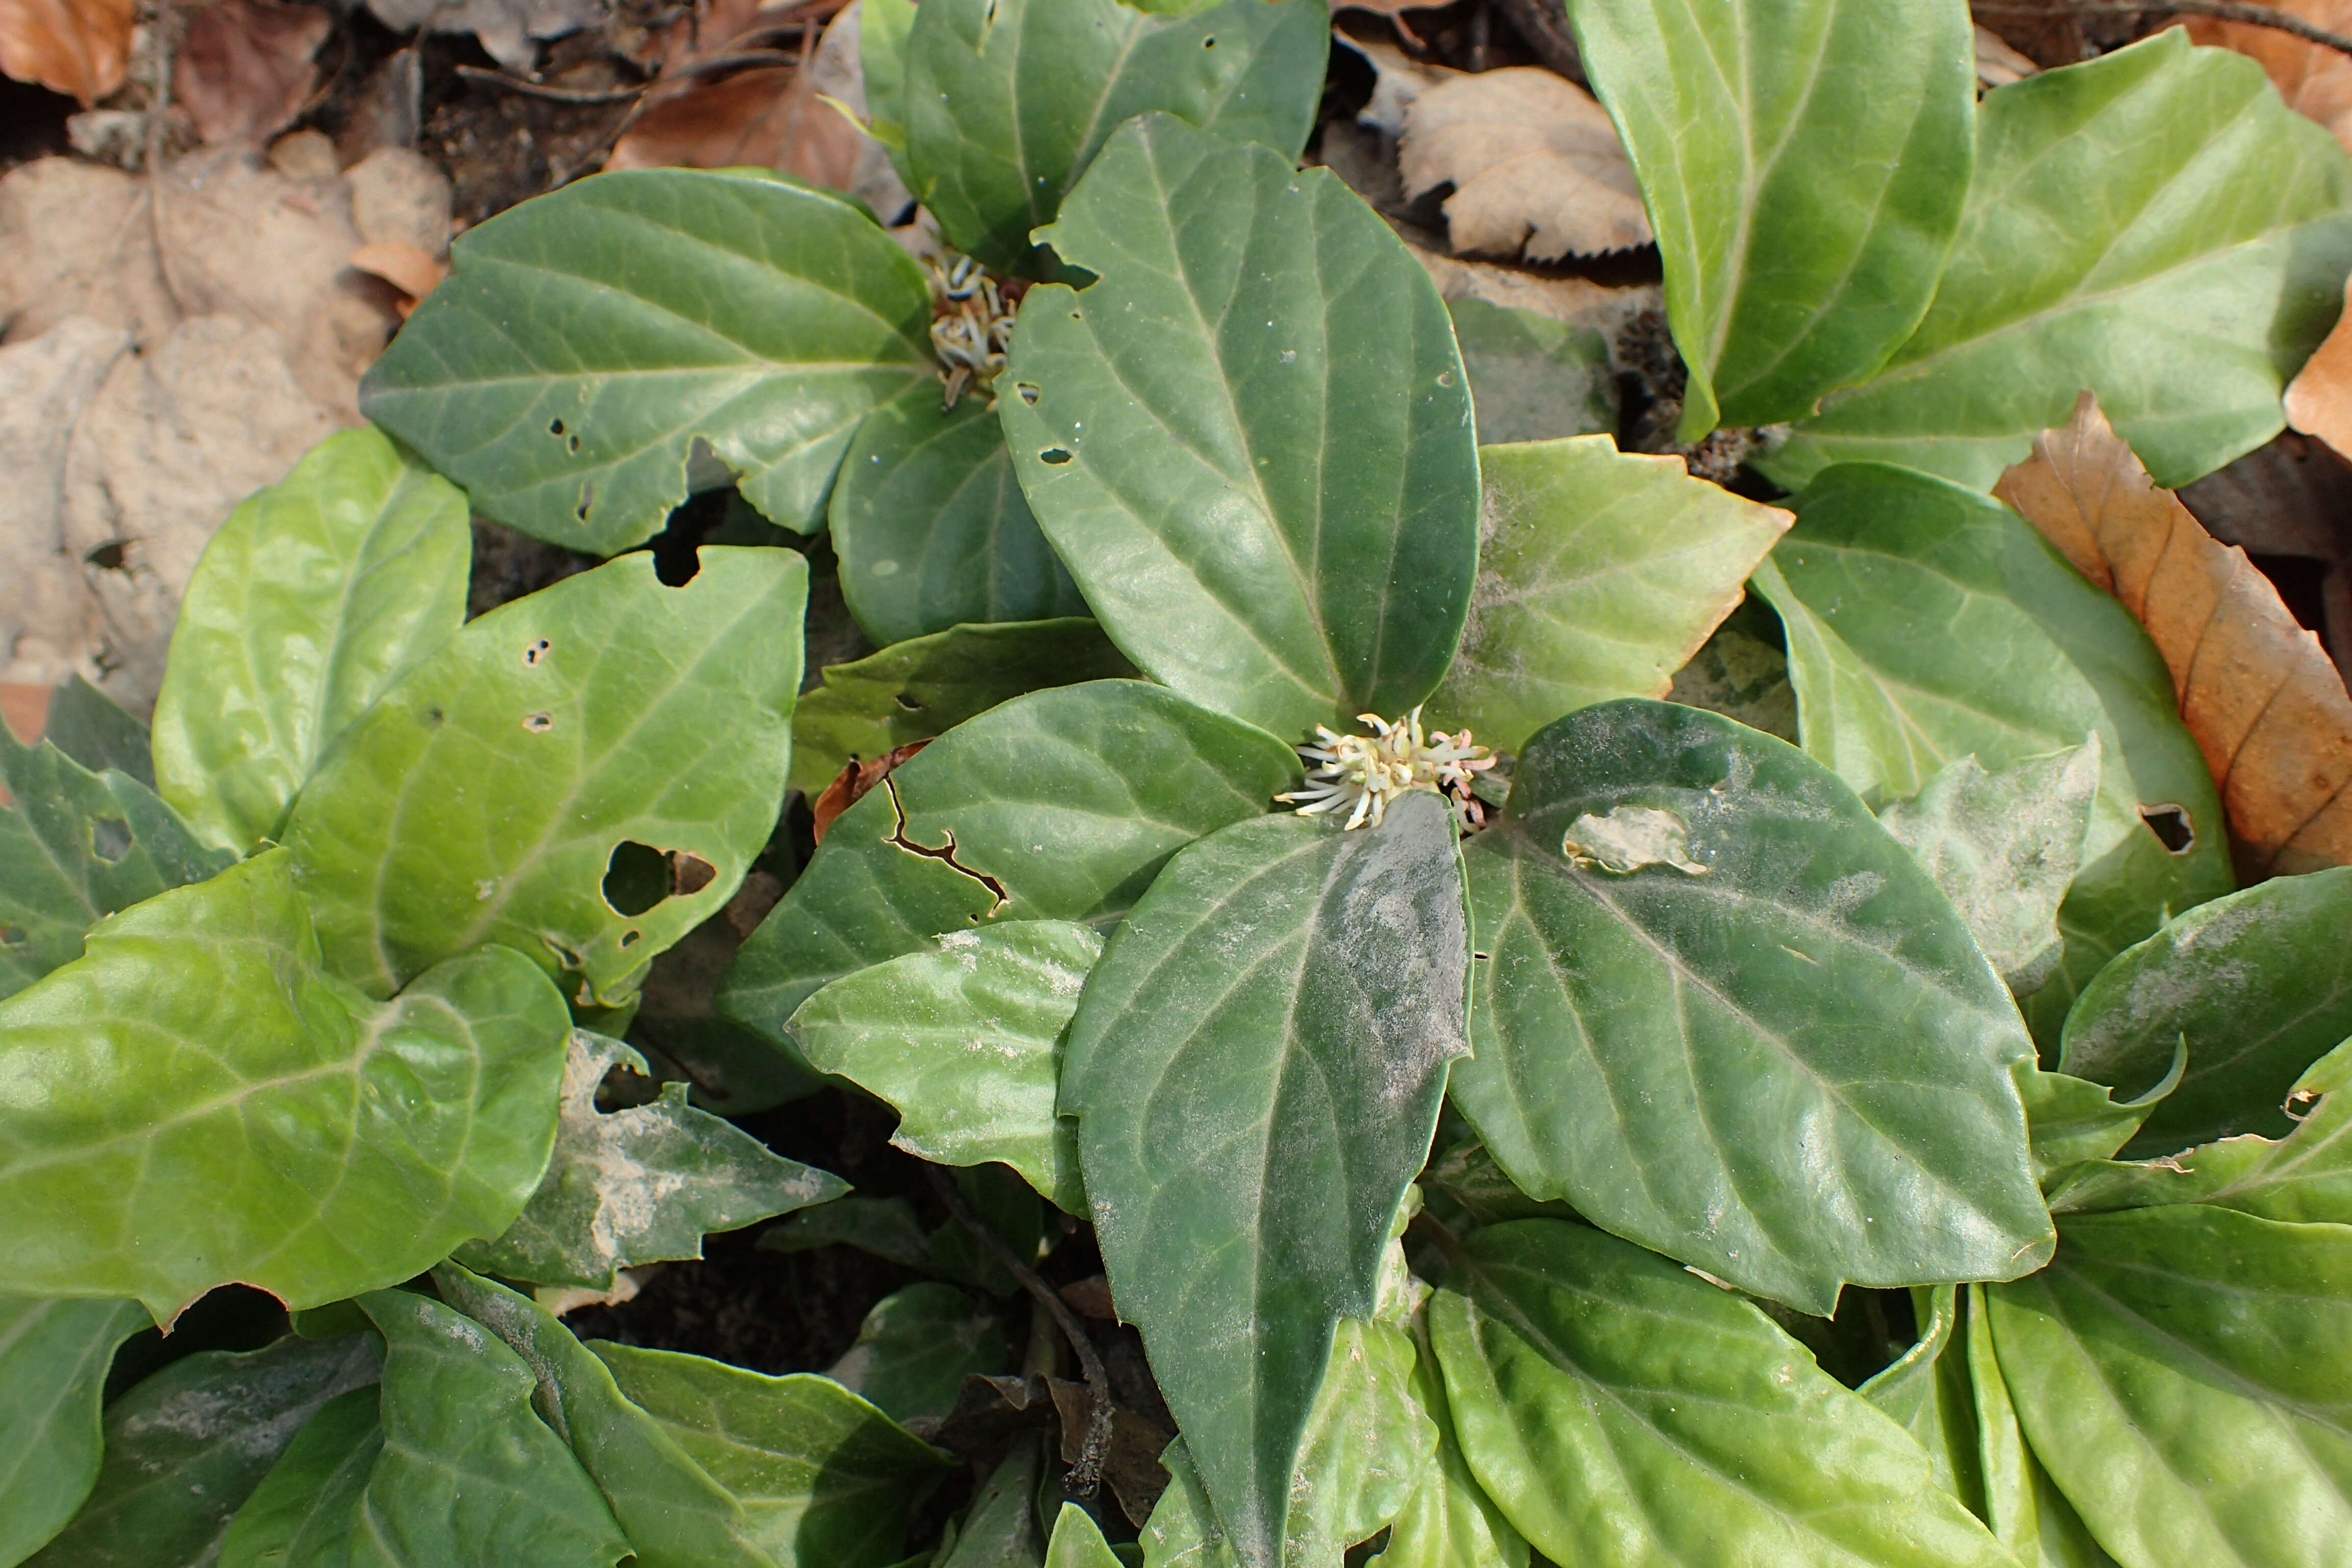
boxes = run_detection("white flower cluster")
[927,254,1017,409]
[1279,706,1497,830]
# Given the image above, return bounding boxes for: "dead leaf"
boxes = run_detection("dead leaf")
[2179,432,2352,681]
[810,738,928,842]
[0,0,130,105]
[1994,391,2352,878]
[2287,271,2352,462]
[0,684,45,744]
[349,240,447,314]
[1974,24,2039,89]
[175,0,333,145]
[365,0,608,72]
[2187,8,2352,156]
[1400,65,1651,261]
[1409,238,1657,341]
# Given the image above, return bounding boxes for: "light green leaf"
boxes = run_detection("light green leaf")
[721,679,1296,1039]
[0,851,570,1318]
[286,548,805,1005]
[359,169,933,551]
[1447,699,2051,1314]
[790,921,1098,1212]
[0,726,231,1003]
[1857,1286,1981,1506]
[2019,1064,2175,1185]
[1566,0,1973,434]
[1877,740,2101,993]
[825,1283,1010,1425]
[1047,1505,1124,1568]
[861,0,915,151]
[1000,115,1478,739]
[1447,299,1616,447]
[217,1385,381,1568]
[2059,867,2352,1154]
[1986,1205,2352,1568]
[1432,1219,2018,1568]
[901,0,1325,274]
[831,384,1088,647]
[1963,1286,2118,1568]
[1751,463,2232,1041]
[151,425,471,854]
[0,1296,148,1568]
[1367,1329,1527,1568]
[1062,789,1469,1568]
[594,1341,952,1567]
[1765,30,2352,491]
[27,1333,379,1568]
[40,676,153,786]
[941,1443,1044,1568]
[1425,435,1792,753]
[456,1031,845,1288]
[347,1289,628,1567]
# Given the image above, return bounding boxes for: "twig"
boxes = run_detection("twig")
[925,1167,1116,1497]
[1971,1,2352,56]
[453,64,647,104]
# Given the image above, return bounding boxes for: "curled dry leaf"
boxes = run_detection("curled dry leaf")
[0,0,130,104]
[1994,391,2352,878]
[348,239,448,316]
[2188,4,2352,155]
[1400,65,1652,261]
[175,0,333,146]
[2287,272,2352,468]
[810,738,928,843]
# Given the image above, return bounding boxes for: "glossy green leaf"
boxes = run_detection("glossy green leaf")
[722,679,1296,1037]
[0,851,570,1318]
[2020,1065,2172,1185]
[901,0,1325,274]
[942,1442,1044,1568]
[1751,463,2232,1040]
[790,620,1136,794]
[217,1385,381,1568]
[347,1288,628,1567]
[0,726,231,1002]
[1047,1505,1124,1568]
[27,1333,379,1568]
[1962,1287,2118,1568]
[832,384,1088,647]
[1432,1219,2017,1568]
[1367,1330,1527,1568]
[1447,699,2051,1313]
[1567,0,1973,434]
[594,1341,952,1567]
[1857,1286,1981,1506]
[360,169,934,551]
[762,1195,933,1269]
[0,1296,148,1568]
[1766,30,2352,491]
[1062,789,1469,1567]
[286,548,805,1005]
[1446,299,1616,447]
[456,1031,844,1288]
[1986,1205,2352,1568]
[40,676,153,786]
[825,1283,1010,1425]
[152,425,471,854]
[1425,436,1792,753]
[1000,115,1478,739]
[1877,741,2100,993]
[790,921,1097,1212]
[2059,867,2352,1154]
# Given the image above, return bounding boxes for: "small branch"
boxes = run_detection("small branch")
[453,64,647,104]
[925,1167,1116,1497]
[1971,1,2352,56]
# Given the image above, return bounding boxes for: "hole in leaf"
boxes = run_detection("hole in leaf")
[1015,382,1039,405]
[89,816,132,863]
[523,712,554,732]
[425,706,445,724]
[2140,803,2195,854]
[893,692,923,711]
[84,541,128,571]
[0,925,24,946]
[1203,34,1215,46]
[603,842,672,916]
[576,480,595,522]
[1436,371,1455,387]
[1040,448,1073,465]
[620,928,642,949]
[671,851,716,896]
[568,434,581,454]
[523,639,551,667]
[544,937,583,969]
[549,418,566,436]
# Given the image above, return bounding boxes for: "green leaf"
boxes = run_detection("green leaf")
[861,0,915,151]
[1062,789,1469,1568]
[1985,1205,2352,1568]
[901,0,1326,274]
[831,384,1088,647]
[790,620,1136,795]
[1366,1330,1528,1568]
[2059,867,2352,1154]
[1750,462,2232,1041]
[594,1340,952,1567]
[762,1196,934,1269]
[1566,0,1973,434]
[151,425,471,854]
[825,1283,1010,1425]
[0,726,232,1002]
[1876,741,2101,993]
[1447,699,2052,1314]
[40,677,154,786]
[455,1031,846,1288]
[1446,299,1616,447]
[942,1442,1045,1568]
[1857,1286,1981,1506]
[2019,1064,2175,1185]
[1431,1219,2018,1568]
[1764,30,2352,491]
[0,851,571,1318]
[359,169,934,551]
[286,548,805,1004]
[1962,1287,2118,1568]
[27,1333,379,1568]
[1000,115,1478,739]
[790,921,1098,1212]
[217,1385,381,1568]
[347,1288,629,1567]
[0,1296,148,1568]
[1424,436,1792,753]
[1047,1505,1124,1568]
[721,679,1297,1038]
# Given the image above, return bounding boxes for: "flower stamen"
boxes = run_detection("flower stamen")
[1278,706,1497,830]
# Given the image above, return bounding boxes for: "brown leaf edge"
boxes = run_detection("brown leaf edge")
[809,737,928,843]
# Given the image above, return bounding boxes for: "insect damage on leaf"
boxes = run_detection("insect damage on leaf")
[1559,804,1708,875]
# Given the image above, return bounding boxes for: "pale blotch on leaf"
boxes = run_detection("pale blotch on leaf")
[1561,805,1707,875]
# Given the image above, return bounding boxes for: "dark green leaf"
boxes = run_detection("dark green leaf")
[1857,1286,1980,1506]
[1000,115,1478,738]
[0,1296,148,1567]
[826,1283,1010,1425]
[216,1385,380,1568]
[360,169,934,551]
[761,1196,934,1270]
[2020,1064,2175,1185]
[1447,699,2052,1313]
[40,677,153,787]
[939,1442,1044,1568]
[862,0,914,153]
[1446,299,1615,447]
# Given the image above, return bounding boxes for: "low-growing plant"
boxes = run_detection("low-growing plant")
[6,3,2352,1567]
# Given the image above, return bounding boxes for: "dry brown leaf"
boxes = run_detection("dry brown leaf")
[2187,8,2352,155]
[2179,432,2352,681]
[609,0,870,194]
[0,684,45,744]
[0,0,130,105]
[349,239,447,314]
[1400,65,1651,261]
[175,0,333,145]
[1409,238,1658,340]
[810,739,927,843]
[2286,271,2352,464]
[1994,391,2352,878]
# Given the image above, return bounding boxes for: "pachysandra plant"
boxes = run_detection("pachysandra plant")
[6,1,2352,1565]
